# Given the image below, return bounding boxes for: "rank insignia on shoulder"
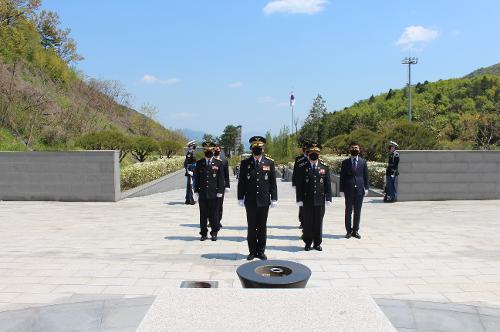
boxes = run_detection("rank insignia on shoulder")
[264,154,274,161]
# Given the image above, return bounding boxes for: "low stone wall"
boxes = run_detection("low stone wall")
[121,169,186,199]
[398,151,500,201]
[0,151,120,202]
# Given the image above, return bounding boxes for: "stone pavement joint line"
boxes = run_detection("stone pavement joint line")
[0,176,499,313]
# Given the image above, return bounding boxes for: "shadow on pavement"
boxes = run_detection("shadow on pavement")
[164,236,200,241]
[201,253,247,260]
[267,245,304,252]
[267,235,302,241]
[166,201,189,206]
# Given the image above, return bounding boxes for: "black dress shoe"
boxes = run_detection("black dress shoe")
[345,232,352,239]
[313,245,323,251]
[304,245,311,251]
[210,232,218,241]
[246,254,255,260]
[200,235,208,241]
[352,232,361,239]
[257,253,267,260]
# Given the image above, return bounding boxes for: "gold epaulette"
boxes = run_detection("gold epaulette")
[265,154,274,161]
[319,158,328,167]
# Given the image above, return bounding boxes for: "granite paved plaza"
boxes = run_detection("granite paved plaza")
[1,176,500,330]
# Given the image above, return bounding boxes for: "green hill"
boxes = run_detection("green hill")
[0,1,184,152]
[464,63,500,78]
[299,70,500,160]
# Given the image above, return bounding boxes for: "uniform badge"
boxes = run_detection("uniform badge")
[212,166,219,170]
[305,178,309,183]
[213,173,216,178]
[264,173,268,181]
[320,178,324,183]
[319,169,325,175]
[247,174,250,180]
[262,165,270,171]
[247,165,250,169]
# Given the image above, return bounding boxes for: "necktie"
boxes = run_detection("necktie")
[352,158,357,171]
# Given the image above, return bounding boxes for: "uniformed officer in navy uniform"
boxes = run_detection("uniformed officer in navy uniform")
[292,141,310,229]
[183,140,197,205]
[384,141,400,203]
[295,144,332,251]
[214,143,230,226]
[194,141,225,241]
[237,136,278,261]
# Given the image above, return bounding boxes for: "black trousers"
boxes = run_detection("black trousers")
[218,194,224,222]
[302,203,325,246]
[344,192,364,233]
[199,198,220,236]
[185,175,194,203]
[245,202,269,255]
[298,206,303,226]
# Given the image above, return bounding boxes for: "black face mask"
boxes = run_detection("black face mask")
[204,150,214,158]
[350,149,359,156]
[252,147,263,156]
[214,150,221,157]
[309,153,319,161]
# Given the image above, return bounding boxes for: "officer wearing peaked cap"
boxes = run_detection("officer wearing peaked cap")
[237,136,278,261]
[295,143,332,251]
[384,141,400,203]
[194,141,225,241]
[213,143,230,227]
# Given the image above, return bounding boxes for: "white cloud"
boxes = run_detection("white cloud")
[263,0,328,15]
[396,26,439,50]
[228,81,243,88]
[141,74,180,85]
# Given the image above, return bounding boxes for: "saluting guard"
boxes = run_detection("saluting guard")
[295,144,332,251]
[183,140,197,205]
[384,141,400,203]
[237,136,278,261]
[194,141,225,241]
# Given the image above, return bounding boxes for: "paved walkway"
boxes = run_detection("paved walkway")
[0,177,500,330]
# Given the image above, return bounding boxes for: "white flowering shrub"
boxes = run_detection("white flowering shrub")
[121,156,184,191]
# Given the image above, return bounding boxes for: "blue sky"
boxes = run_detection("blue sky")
[43,0,500,137]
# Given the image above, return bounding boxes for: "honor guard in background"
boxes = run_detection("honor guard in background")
[384,141,400,203]
[339,142,369,239]
[194,141,225,241]
[183,140,197,205]
[237,136,278,261]
[295,144,332,251]
[214,144,230,226]
[292,141,310,229]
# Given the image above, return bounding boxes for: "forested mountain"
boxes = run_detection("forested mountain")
[465,63,500,78]
[299,67,500,161]
[0,0,184,151]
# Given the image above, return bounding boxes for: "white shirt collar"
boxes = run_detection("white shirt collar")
[205,157,213,164]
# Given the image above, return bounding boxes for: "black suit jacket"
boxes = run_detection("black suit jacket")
[296,161,332,206]
[292,154,308,187]
[237,156,278,207]
[339,157,369,197]
[194,158,224,199]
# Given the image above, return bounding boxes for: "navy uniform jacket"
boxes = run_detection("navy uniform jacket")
[296,160,332,206]
[339,157,369,197]
[194,158,224,200]
[237,156,278,207]
[184,150,196,176]
[386,151,400,176]
[292,154,308,187]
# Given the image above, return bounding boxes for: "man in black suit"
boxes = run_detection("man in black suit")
[292,141,310,229]
[214,143,230,226]
[194,141,225,241]
[295,144,332,251]
[237,136,278,261]
[339,142,369,239]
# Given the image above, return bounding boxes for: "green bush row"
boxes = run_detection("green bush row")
[120,156,184,191]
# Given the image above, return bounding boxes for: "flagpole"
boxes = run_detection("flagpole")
[291,104,294,136]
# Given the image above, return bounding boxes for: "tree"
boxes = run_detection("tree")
[202,133,215,142]
[75,130,132,162]
[299,94,328,144]
[159,140,183,158]
[325,134,349,156]
[0,0,40,26]
[219,125,239,157]
[131,103,160,137]
[130,136,159,162]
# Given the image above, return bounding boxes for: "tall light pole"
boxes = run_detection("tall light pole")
[402,57,418,121]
